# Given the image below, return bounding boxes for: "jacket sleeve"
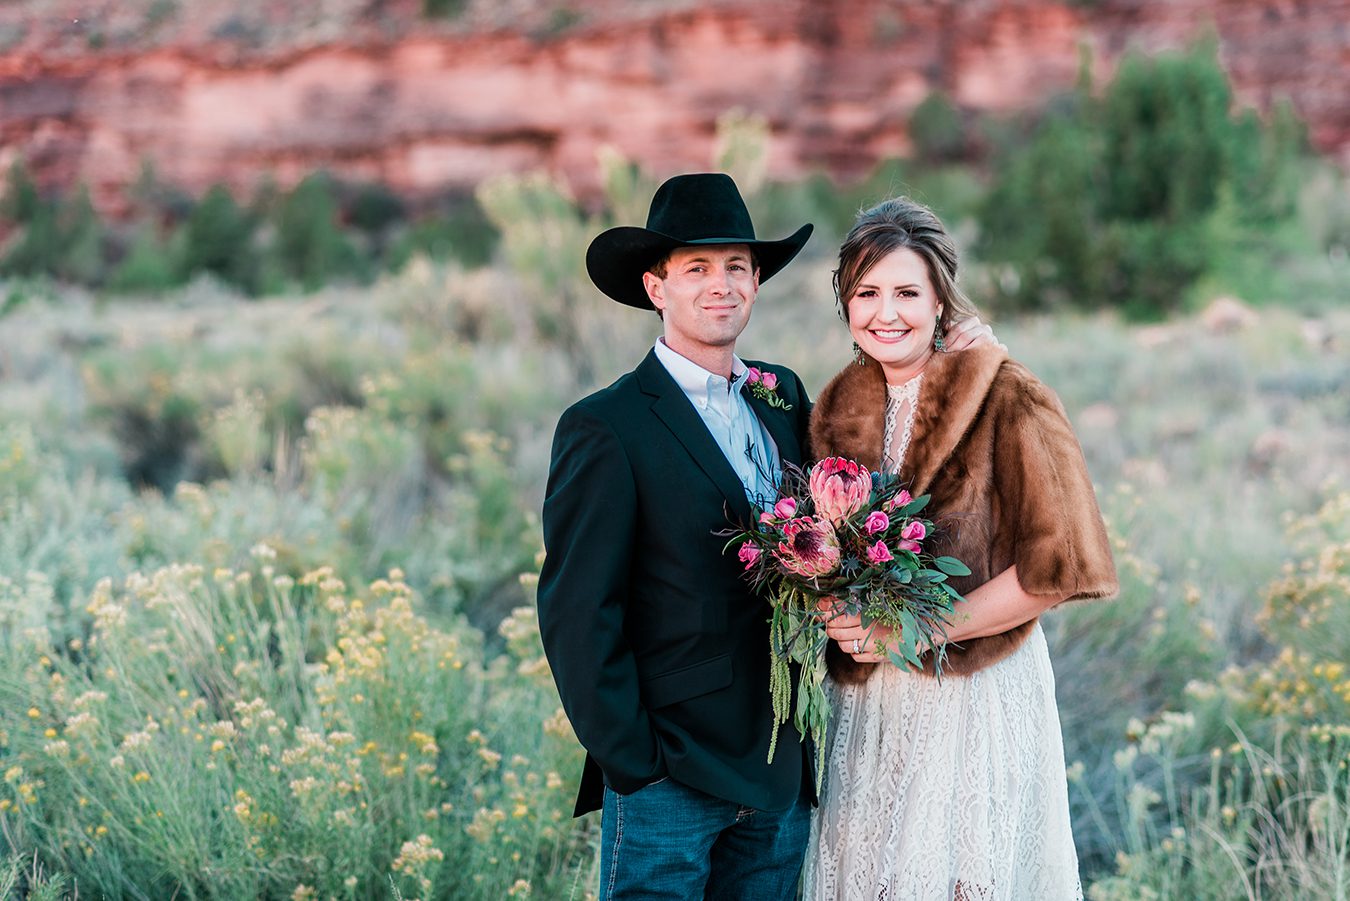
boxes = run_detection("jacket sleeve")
[536,404,665,794]
[993,373,1119,602]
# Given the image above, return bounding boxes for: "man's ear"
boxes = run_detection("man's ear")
[642,271,665,312]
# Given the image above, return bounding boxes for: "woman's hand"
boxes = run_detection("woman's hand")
[818,598,894,663]
[942,316,1006,353]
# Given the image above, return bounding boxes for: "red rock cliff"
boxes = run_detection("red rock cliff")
[1,0,1345,214]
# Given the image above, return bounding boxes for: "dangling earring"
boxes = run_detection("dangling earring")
[932,329,946,353]
[852,342,866,366]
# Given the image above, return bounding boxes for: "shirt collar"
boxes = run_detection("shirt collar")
[653,339,749,409]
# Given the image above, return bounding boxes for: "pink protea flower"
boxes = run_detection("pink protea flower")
[901,521,927,541]
[865,540,893,565]
[774,516,841,579]
[809,457,873,525]
[864,511,890,535]
[737,542,762,570]
[886,489,913,511]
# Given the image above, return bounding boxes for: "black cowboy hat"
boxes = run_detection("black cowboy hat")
[586,173,814,309]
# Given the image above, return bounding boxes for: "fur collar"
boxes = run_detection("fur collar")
[808,344,1009,486]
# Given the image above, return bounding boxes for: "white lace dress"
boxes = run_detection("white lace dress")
[802,376,1083,901]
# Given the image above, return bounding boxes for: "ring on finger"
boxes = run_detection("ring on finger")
[852,638,860,654]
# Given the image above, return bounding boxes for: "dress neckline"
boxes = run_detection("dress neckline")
[882,372,923,474]
[886,371,924,395]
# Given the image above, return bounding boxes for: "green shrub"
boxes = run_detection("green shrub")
[979,42,1308,318]
[422,0,468,19]
[0,565,589,898]
[386,197,501,272]
[1,166,107,285]
[106,224,183,295]
[1082,490,1350,899]
[273,172,362,291]
[179,184,259,293]
[909,91,969,163]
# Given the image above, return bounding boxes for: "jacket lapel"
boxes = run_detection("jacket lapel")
[636,351,754,525]
[743,388,802,468]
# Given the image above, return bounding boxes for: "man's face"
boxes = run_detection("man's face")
[642,244,760,358]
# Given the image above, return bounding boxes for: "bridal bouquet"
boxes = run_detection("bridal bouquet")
[725,457,970,778]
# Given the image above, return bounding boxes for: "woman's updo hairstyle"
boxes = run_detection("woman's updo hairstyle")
[833,197,979,339]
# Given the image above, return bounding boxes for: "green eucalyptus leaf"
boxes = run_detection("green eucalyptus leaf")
[934,556,972,576]
[899,494,931,516]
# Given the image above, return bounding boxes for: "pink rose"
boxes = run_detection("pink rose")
[898,539,922,553]
[809,457,873,525]
[864,511,890,535]
[887,489,913,510]
[737,542,762,570]
[760,371,779,390]
[759,511,776,524]
[901,521,927,541]
[774,516,841,579]
[773,497,798,520]
[746,366,762,383]
[865,541,893,564]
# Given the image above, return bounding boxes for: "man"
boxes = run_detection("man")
[538,173,992,899]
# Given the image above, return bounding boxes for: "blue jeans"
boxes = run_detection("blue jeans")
[598,778,810,900]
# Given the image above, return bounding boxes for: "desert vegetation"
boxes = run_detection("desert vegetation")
[0,43,1347,898]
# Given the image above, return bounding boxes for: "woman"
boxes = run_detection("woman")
[801,198,1118,900]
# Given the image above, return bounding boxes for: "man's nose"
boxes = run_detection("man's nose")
[709,268,733,295]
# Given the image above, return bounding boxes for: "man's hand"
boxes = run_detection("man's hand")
[942,316,1005,353]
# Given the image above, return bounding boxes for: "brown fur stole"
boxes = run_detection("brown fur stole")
[808,345,1119,682]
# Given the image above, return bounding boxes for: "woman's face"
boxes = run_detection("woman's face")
[846,247,943,384]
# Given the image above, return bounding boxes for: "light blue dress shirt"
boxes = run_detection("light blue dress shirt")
[653,339,782,510]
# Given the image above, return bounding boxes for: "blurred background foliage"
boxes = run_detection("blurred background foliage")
[0,36,1347,901]
[3,41,1344,320]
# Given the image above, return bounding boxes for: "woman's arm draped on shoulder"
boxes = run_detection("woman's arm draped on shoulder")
[536,405,664,793]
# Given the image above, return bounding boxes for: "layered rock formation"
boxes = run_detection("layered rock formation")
[1,0,1345,214]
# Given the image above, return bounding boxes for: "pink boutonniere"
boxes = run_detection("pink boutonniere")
[744,367,793,411]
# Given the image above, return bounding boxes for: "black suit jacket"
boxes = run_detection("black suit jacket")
[537,349,813,816]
